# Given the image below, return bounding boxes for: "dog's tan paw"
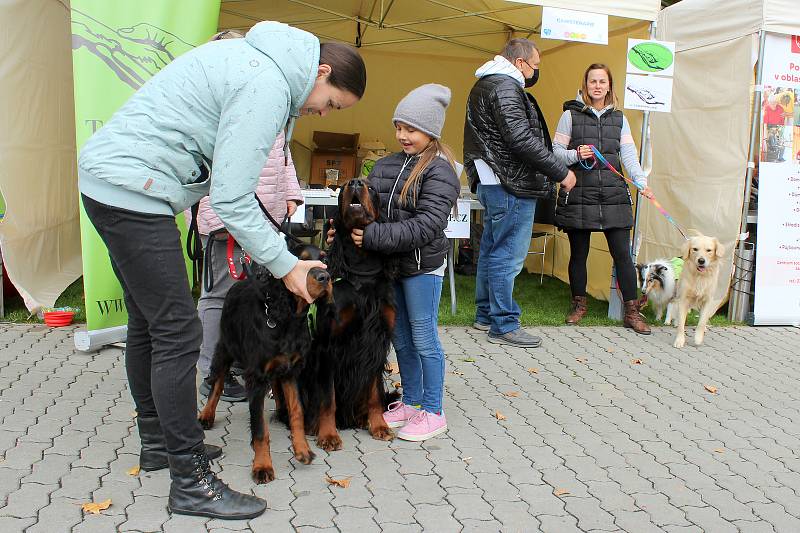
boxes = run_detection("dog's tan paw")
[694,333,705,345]
[369,425,394,441]
[293,448,316,465]
[317,434,343,452]
[673,336,685,348]
[197,413,215,430]
[251,465,275,484]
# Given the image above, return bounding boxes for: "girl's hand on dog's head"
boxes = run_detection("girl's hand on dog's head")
[282,260,327,303]
[351,228,364,247]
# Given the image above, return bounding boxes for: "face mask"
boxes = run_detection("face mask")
[524,68,539,88]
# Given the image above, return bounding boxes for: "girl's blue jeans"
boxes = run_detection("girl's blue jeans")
[392,273,445,413]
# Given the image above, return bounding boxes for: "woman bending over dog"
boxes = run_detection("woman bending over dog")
[553,63,653,334]
[78,22,365,520]
[350,84,460,441]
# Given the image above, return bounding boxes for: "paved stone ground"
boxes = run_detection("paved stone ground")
[1,323,800,532]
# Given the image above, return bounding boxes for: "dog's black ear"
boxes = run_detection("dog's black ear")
[656,265,668,274]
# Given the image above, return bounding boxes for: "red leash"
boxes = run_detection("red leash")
[226,234,250,280]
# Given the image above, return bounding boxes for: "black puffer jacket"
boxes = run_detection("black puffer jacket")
[362,152,460,277]
[464,74,568,198]
[554,100,633,231]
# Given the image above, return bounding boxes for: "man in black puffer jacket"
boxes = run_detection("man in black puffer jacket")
[464,38,576,347]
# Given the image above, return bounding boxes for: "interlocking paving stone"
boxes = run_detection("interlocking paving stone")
[1,324,800,531]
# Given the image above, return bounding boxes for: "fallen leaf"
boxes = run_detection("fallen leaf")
[127,465,140,477]
[631,358,643,365]
[503,391,520,398]
[576,357,588,364]
[461,456,472,463]
[385,362,400,374]
[527,367,539,374]
[554,488,570,497]
[462,357,476,363]
[81,499,112,515]
[606,348,615,353]
[494,410,507,421]
[714,448,725,453]
[392,381,402,389]
[704,384,718,394]
[450,370,464,376]
[325,476,351,488]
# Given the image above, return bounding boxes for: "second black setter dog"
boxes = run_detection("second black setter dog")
[198,240,332,483]
[281,179,397,451]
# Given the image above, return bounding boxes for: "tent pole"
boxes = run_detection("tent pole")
[729,30,766,322]
[630,21,656,264]
[610,21,656,321]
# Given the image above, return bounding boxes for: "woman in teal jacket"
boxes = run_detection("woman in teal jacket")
[78,21,365,520]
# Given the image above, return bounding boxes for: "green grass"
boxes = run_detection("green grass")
[439,273,736,327]
[2,273,735,328]
[2,278,87,324]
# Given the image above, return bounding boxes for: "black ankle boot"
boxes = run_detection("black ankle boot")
[137,416,223,472]
[167,445,267,519]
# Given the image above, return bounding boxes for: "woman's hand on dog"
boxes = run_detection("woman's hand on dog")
[282,260,327,303]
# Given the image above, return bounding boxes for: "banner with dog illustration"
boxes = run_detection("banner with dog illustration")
[71,0,221,344]
[754,33,800,325]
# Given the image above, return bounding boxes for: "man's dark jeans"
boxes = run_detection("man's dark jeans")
[82,194,205,453]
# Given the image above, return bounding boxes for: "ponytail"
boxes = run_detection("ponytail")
[319,42,367,99]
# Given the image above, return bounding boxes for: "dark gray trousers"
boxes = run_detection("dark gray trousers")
[82,194,205,453]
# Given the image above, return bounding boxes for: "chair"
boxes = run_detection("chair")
[527,230,554,284]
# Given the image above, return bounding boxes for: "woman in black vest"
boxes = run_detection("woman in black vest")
[553,64,652,334]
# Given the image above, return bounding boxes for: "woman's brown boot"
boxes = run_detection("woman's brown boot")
[623,300,651,335]
[565,296,588,325]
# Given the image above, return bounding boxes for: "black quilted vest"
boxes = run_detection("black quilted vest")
[554,100,633,231]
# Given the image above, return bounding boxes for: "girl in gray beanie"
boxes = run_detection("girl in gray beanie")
[349,83,460,441]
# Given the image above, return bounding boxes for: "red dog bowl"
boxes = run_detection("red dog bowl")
[43,311,75,327]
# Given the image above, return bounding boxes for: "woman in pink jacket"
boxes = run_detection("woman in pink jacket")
[193,131,303,401]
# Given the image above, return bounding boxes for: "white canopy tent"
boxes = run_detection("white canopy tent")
[637,0,800,319]
[0,0,660,314]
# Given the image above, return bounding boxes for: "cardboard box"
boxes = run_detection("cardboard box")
[309,153,357,186]
[309,131,359,186]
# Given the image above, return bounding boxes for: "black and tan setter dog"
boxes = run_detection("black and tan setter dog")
[278,178,397,450]
[198,240,333,483]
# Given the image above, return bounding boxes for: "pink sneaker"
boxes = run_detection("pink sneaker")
[382,401,420,428]
[397,410,447,441]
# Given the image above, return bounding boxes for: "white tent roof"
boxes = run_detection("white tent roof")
[219,0,658,59]
[660,0,800,51]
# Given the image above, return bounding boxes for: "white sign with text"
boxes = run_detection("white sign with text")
[623,73,673,113]
[444,200,471,239]
[541,7,608,45]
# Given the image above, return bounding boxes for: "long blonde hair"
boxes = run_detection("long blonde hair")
[399,139,456,205]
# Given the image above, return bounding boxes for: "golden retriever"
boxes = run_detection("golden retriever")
[673,233,725,348]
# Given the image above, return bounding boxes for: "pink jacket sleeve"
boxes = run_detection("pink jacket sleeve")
[284,144,303,206]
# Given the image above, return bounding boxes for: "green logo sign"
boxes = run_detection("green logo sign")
[628,42,674,72]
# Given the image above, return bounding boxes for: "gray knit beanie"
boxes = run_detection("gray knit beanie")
[392,84,451,139]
